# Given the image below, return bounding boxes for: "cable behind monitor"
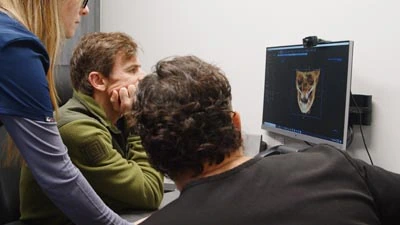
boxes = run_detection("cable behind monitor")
[350,92,373,165]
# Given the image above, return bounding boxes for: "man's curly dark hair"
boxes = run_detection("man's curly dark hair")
[133,56,242,179]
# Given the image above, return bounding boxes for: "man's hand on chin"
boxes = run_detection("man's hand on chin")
[110,84,137,117]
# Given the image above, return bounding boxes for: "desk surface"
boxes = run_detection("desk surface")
[120,189,180,223]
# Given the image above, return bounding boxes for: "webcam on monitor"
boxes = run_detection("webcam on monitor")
[302,36,330,48]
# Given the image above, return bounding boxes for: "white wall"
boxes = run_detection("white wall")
[101,0,400,172]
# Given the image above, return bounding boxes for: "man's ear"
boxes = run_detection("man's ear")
[232,111,241,131]
[88,72,107,91]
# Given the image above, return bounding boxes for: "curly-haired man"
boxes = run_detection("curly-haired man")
[134,55,400,225]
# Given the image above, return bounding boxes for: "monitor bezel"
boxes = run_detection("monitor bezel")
[261,40,354,150]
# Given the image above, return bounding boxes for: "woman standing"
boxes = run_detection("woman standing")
[0,1,130,224]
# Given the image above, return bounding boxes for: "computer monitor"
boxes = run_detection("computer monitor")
[261,41,354,150]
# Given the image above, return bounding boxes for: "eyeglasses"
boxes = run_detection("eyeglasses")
[82,0,89,8]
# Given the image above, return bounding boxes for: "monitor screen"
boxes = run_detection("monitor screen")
[261,41,354,150]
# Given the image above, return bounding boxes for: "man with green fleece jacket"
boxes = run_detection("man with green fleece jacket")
[19,32,164,225]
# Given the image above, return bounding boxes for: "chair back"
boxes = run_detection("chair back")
[55,65,73,107]
[0,126,21,224]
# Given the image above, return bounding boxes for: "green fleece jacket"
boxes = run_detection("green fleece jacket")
[19,91,164,225]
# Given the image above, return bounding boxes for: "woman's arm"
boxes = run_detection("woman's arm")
[0,115,130,225]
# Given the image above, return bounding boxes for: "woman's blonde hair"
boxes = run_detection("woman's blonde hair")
[0,0,66,166]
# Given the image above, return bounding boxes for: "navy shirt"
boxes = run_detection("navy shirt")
[0,12,131,225]
[0,12,53,121]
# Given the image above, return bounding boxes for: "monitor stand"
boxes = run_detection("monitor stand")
[163,176,177,192]
[257,144,308,158]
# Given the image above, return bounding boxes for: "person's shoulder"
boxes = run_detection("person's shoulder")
[57,97,109,131]
[0,12,44,51]
[305,144,343,155]
[298,144,368,173]
[57,97,94,124]
[57,102,109,140]
[296,144,351,163]
[257,144,351,171]
[58,110,102,133]
[258,144,343,160]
